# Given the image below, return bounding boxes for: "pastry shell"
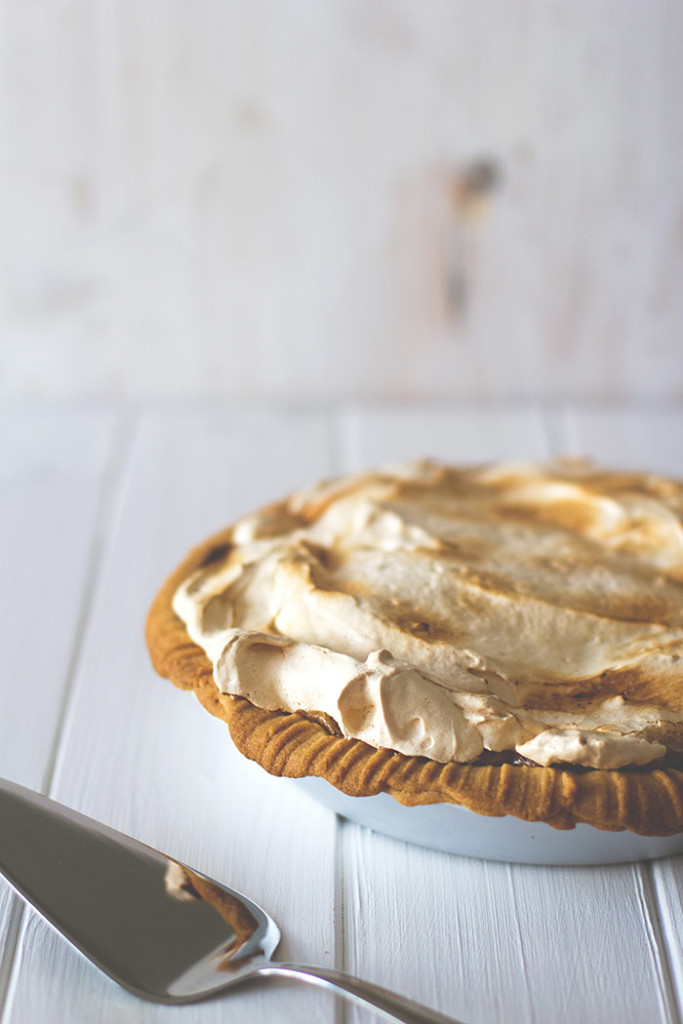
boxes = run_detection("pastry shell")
[146,518,683,838]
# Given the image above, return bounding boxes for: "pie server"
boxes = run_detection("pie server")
[0,777,465,1024]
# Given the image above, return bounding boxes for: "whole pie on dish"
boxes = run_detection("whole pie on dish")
[146,459,683,835]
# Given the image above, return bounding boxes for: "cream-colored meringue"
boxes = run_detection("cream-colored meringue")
[173,459,683,769]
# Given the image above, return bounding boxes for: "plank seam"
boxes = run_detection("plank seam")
[330,411,349,1024]
[0,903,25,1024]
[41,407,139,800]
[0,407,136,1022]
[331,404,360,473]
[506,865,538,1024]
[328,406,346,479]
[636,864,681,1024]
[538,402,569,457]
[99,396,683,417]
[334,815,349,1024]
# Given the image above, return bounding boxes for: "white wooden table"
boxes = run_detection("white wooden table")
[1,400,683,1024]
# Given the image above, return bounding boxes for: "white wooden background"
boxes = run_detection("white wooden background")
[1,401,683,1024]
[1,1,682,402]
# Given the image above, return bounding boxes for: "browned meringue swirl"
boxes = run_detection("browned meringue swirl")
[173,459,683,770]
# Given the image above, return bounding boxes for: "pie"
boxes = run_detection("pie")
[146,459,683,835]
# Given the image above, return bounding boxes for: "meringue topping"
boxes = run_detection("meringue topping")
[173,459,683,770]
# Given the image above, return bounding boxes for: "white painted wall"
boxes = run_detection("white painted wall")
[1,1,682,400]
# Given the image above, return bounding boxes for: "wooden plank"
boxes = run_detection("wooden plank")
[555,405,683,477]
[2,409,340,1024]
[335,406,676,1024]
[651,863,683,1021]
[343,828,674,1024]
[0,406,119,788]
[336,403,550,469]
[0,407,119,1005]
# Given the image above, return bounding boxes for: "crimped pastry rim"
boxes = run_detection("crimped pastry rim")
[146,519,683,837]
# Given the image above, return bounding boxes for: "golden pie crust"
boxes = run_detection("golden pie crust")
[146,505,683,837]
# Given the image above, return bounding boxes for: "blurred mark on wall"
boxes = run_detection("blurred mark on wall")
[445,158,501,323]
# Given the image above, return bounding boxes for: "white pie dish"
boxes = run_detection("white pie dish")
[292,776,683,865]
